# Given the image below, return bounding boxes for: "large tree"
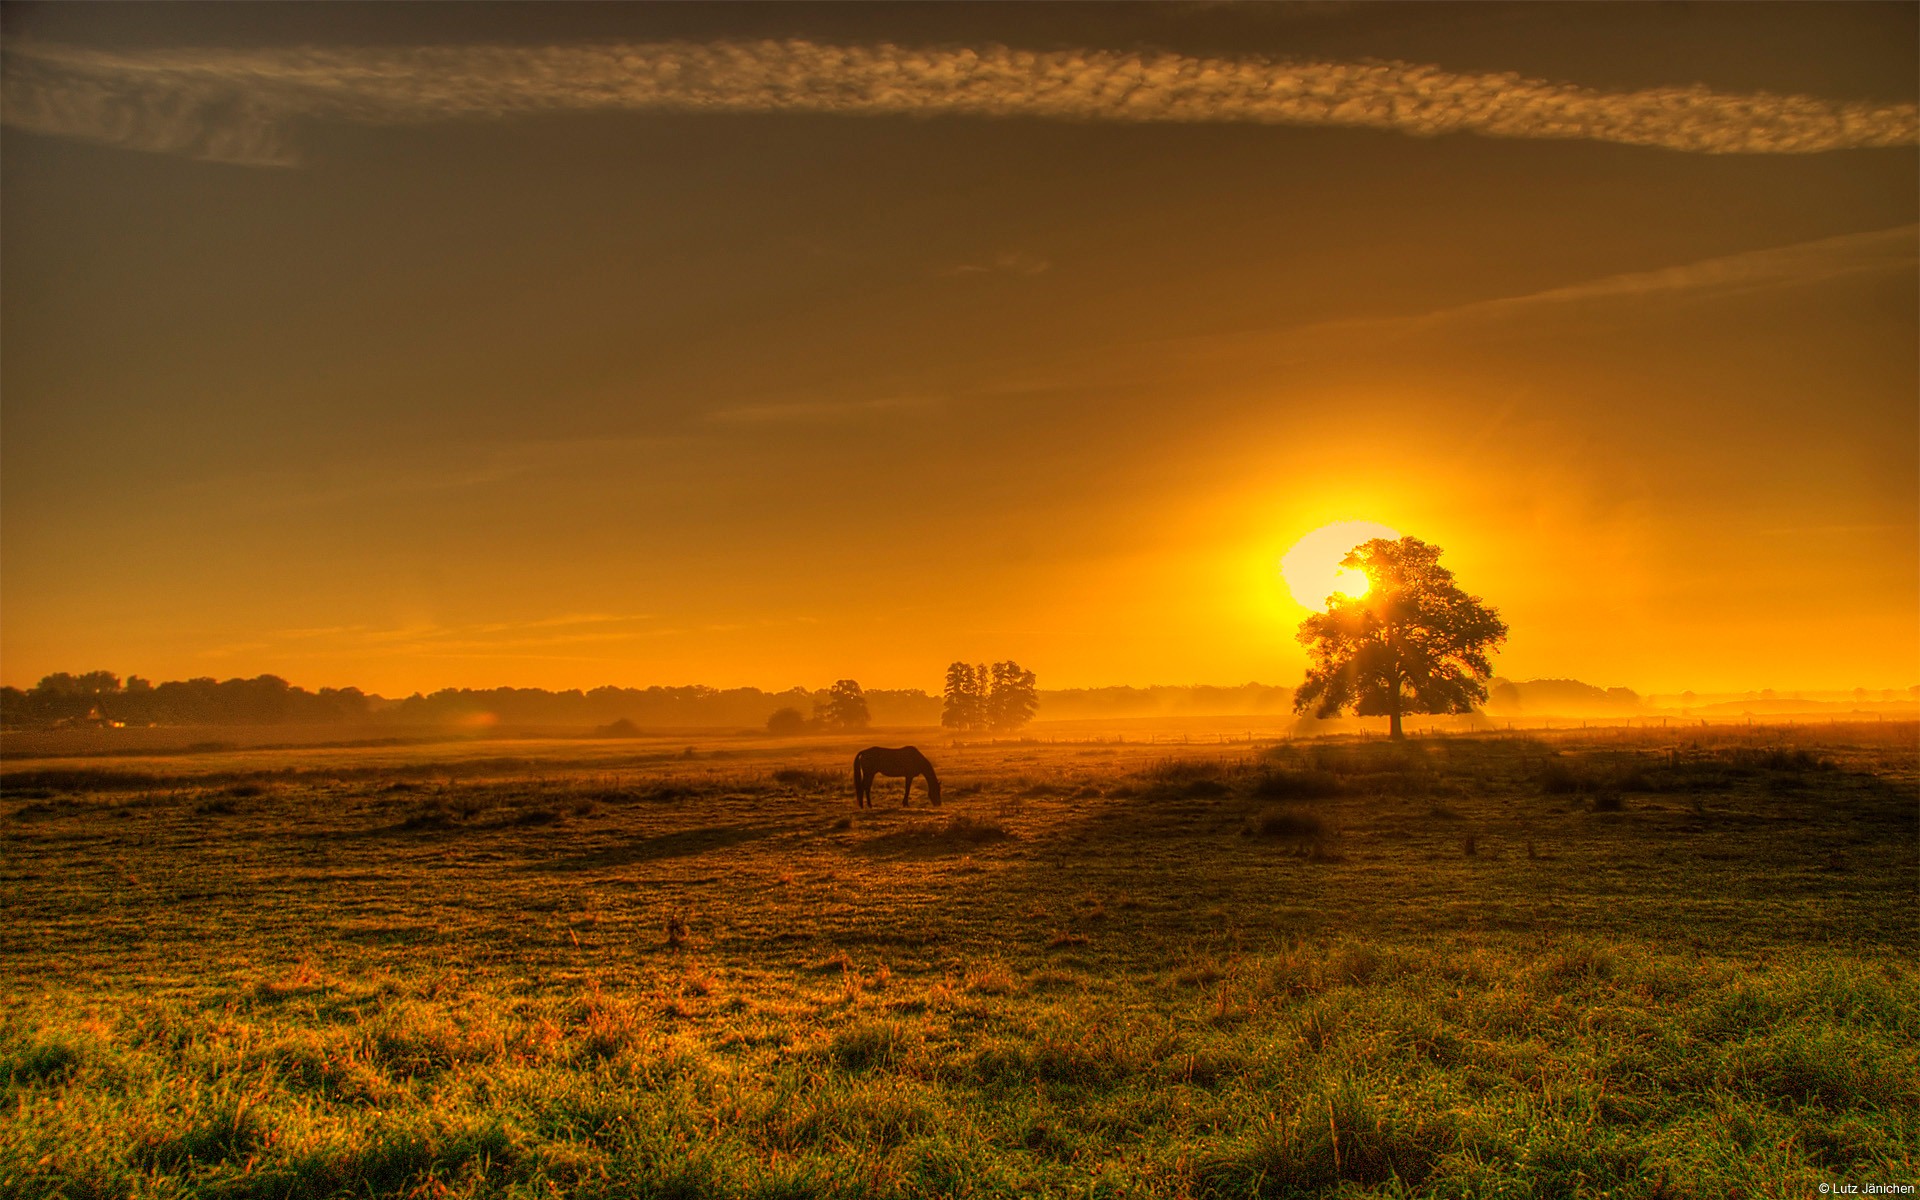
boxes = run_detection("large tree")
[987,661,1039,733]
[815,679,871,730]
[1293,537,1507,739]
[941,662,983,732]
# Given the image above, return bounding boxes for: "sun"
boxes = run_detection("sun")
[1281,520,1400,609]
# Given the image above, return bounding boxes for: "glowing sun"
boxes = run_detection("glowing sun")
[1281,520,1400,609]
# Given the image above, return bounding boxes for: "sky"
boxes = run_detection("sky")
[3,2,1916,697]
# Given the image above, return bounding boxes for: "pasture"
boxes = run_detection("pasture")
[2,723,1916,1198]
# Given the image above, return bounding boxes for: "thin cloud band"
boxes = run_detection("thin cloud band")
[5,38,1916,166]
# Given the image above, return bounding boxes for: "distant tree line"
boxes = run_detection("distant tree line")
[3,670,1262,732]
[6,666,1781,733]
[0,672,371,728]
[381,682,933,729]
[941,661,1039,734]
[0,672,938,731]
[1038,683,1296,719]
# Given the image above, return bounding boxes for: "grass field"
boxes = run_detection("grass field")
[3,723,1915,1198]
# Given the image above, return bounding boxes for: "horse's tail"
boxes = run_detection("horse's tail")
[916,749,940,803]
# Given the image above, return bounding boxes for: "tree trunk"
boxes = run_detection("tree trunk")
[1388,676,1405,740]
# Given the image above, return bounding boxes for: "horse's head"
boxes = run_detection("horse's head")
[926,772,942,805]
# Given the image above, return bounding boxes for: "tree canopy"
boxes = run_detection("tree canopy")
[942,661,1039,734]
[1293,537,1507,739]
[816,679,871,730]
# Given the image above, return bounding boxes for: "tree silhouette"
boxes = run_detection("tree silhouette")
[766,706,807,736]
[941,662,983,732]
[968,663,990,728]
[1293,537,1507,739]
[987,661,1040,733]
[816,679,871,730]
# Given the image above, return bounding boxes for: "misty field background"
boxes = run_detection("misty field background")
[3,724,1915,1198]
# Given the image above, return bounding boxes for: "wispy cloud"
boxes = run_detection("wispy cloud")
[1429,224,1920,322]
[174,435,679,511]
[5,38,1913,167]
[942,251,1052,279]
[1239,224,1920,348]
[1015,224,1920,389]
[706,395,938,426]
[258,614,666,658]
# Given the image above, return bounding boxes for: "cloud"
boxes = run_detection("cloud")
[1235,224,1920,349]
[174,435,680,510]
[1431,223,1920,321]
[942,251,1053,279]
[259,614,665,658]
[706,395,938,425]
[5,38,1913,166]
[1007,224,1920,390]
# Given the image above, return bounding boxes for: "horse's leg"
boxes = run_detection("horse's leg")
[902,774,912,806]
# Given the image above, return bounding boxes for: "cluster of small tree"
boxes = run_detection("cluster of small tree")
[766,679,871,735]
[940,661,1039,734]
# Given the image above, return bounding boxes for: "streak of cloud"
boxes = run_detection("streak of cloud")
[1434,224,1920,321]
[942,251,1053,278]
[5,38,1914,167]
[977,224,1920,396]
[1232,224,1920,349]
[172,436,682,511]
[706,395,938,425]
[257,614,667,658]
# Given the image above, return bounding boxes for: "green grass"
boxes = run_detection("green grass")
[2,724,1915,1197]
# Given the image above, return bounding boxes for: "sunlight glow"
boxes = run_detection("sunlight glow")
[1281,520,1400,609]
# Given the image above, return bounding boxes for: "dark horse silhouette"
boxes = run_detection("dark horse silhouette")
[853,746,941,808]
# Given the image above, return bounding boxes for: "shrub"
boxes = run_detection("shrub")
[1734,747,1833,772]
[1144,758,1227,783]
[1539,757,1587,794]
[1244,806,1326,840]
[5,1035,89,1085]
[766,707,808,736]
[398,805,455,831]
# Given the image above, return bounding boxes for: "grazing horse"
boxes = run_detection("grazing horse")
[853,746,941,808]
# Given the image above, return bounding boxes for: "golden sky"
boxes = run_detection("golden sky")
[3,3,1915,696]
